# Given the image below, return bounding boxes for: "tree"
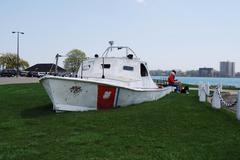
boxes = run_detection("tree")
[0,53,29,70]
[64,49,86,72]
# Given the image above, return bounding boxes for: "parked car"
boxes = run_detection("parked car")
[20,71,29,77]
[0,69,17,77]
[38,72,46,77]
[27,71,38,77]
[27,71,46,78]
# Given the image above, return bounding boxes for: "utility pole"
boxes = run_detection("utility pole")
[12,31,24,77]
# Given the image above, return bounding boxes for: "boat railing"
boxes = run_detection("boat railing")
[100,46,138,79]
[80,45,138,79]
[79,75,142,83]
[101,46,138,58]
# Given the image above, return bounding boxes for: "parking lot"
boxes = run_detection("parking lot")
[0,77,39,85]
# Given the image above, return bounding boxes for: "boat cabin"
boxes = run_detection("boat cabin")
[77,46,157,89]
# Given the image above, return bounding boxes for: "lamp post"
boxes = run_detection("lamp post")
[12,31,24,77]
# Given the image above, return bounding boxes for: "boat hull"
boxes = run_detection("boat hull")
[40,76,174,112]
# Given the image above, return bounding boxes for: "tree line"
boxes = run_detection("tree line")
[0,53,29,70]
[0,49,86,72]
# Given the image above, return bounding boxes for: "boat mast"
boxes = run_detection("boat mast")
[102,41,114,78]
[109,41,114,52]
[80,60,83,79]
[55,53,62,74]
[102,57,105,79]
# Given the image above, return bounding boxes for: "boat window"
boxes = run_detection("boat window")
[140,63,148,77]
[123,66,134,71]
[83,65,91,71]
[101,64,111,69]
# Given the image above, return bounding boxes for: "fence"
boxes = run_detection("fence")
[198,83,240,120]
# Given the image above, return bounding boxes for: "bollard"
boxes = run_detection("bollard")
[236,91,240,120]
[205,83,210,96]
[211,89,221,109]
[199,86,206,102]
[198,83,202,97]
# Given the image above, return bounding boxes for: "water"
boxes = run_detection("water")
[152,76,240,87]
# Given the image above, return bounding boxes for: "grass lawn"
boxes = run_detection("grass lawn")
[0,83,240,160]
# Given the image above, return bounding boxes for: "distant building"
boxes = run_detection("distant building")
[199,67,214,77]
[213,70,220,77]
[25,63,66,73]
[235,72,240,78]
[220,61,235,77]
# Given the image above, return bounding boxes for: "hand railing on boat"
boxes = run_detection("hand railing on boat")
[101,46,138,58]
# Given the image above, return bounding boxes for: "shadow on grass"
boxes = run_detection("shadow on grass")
[21,104,54,118]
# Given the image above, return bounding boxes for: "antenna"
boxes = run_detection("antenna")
[109,41,114,51]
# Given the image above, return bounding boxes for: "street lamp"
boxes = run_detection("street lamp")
[12,31,24,77]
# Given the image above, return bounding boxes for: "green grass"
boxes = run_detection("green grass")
[1,83,240,160]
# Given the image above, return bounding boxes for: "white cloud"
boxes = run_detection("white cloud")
[136,0,145,4]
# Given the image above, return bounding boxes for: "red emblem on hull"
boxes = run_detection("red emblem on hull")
[97,85,116,109]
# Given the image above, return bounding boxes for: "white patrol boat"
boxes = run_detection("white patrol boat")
[40,44,173,112]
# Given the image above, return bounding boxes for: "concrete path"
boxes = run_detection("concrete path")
[0,77,39,85]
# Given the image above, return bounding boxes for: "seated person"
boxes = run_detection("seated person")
[168,70,182,92]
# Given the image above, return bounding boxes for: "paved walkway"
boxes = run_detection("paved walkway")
[0,77,40,85]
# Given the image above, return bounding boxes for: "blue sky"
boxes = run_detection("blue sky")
[0,0,240,71]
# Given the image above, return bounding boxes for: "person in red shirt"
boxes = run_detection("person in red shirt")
[168,70,181,92]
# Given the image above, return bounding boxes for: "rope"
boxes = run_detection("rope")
[216,86,238,107]
[199,84,238,107]
[49,63,54,73]
[200,85,213,97]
